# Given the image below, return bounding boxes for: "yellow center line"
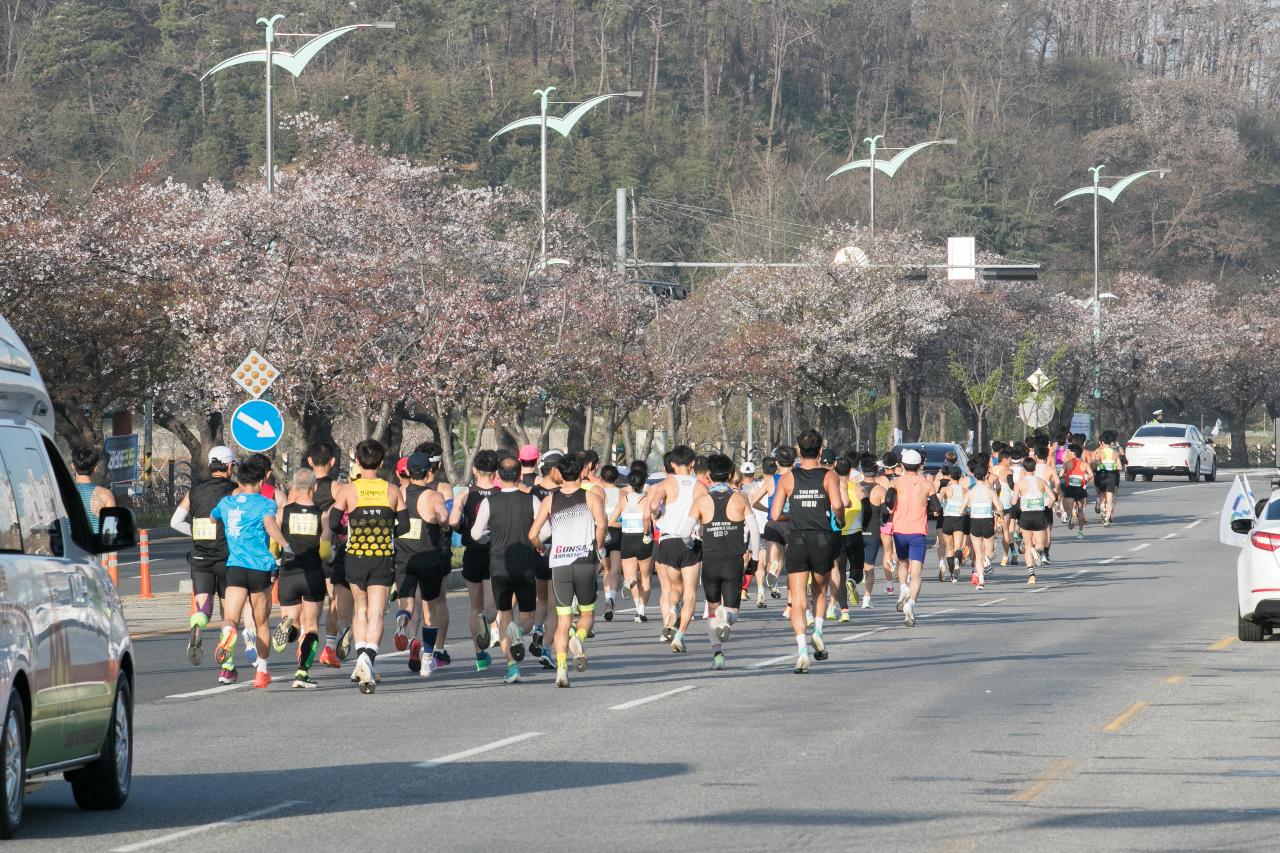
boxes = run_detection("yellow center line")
[1103,701,1150,733]
[1207,636,1236,651]
[1012,758,1075,802]
[1164,674,1184,685]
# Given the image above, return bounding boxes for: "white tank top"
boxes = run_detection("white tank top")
[604,486,620,518]
[619,491,645,534]
[655,475,696,535]
[969,483,996,519]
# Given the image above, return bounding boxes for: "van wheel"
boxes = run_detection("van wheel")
[1,692,25,839]
[1125,470,1137,482]
[67,675,131,810]
[1142,473,1154,482]
[1239,611,1266,642]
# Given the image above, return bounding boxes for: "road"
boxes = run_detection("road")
[18,479,1280,851]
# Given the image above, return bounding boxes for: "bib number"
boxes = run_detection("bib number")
[1023,496,1045,511]
[192,518,216,541]
[288,513,319,536]
[1068,475,1084,488]
[620,513,644,534]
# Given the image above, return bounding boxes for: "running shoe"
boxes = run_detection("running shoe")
[712,651,726,670]
[475,619,491,651]
[252,670,272,689]
[1076,529,1085,540]
[570,634,588,671]
[1027,573,1037,585]
[976,583,985,590]
[354,656,375,694]
[794,654,810,674]
[243,625,258,665]
[824,605,837,622]
[217,665,237,685]
[555,666,570,688]
[839,609,850,623]
[971,573,980,586]
[638,613,649,623]
[507,622,526,662]
[186,624,203,666]
[336,626,353,661]
[433,648,452,667]
[756,599,767,609]
[604,597,615,622]
[1041,554,1052,566]
[885,583,895,595]
[424,653,437,678]
[782,605,791,619]
[489,621,501,648]
[271,615,294,654]
[475,650,492,672]
[661,613,677,641]
[393,611,411,652]
[812,632,829,661]
[318,646,341,668]
[408,639,423,673]
[903,600,916,628]
[586,625,596,639]
[895,590,908,613]
[1094,501,1101,515]
[714,616,731,644]
[950,573,958,584]
[214,628,237,666]
[806,611,815,628]
[503,664,521,684]
[537,650,555,670]
[860,594,872,610]
[292,672,318,689]
[634,613,644,623]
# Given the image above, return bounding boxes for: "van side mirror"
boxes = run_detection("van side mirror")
[94,507,137,554]
[1231,517,1255,535]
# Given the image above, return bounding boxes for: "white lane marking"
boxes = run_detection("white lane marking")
[1162,532,1177,540]
[838,626,891,643]
[110,800,303,852]
[165,683,251,699]
[1130,484,1202,495]
[1129,543,1151,552]
[1030,584,1055,593]
[749,654,794,670]
[1071,570,1086,577]
[977,597,1008,607]
[417,732,543,769]
[1185,518,1205,529]
[609,684,699,711]
[1101,556,1124,565]
[917,608,957,619]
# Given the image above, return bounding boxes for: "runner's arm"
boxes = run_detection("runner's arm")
[824,470,846,513]
[263,513,291,552]
[470,498,491,542]
[528,496,552,550]
[447,487,468,528]
[169,503,192,537]
[770,473,792,522]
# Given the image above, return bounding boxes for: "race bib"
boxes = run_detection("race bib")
[971,502,994,519]
[620,513,644,534]
[288,513,319,536]
[1023,496,1045,511]
[1068,475,1084,488]
[401,518,422,540]
[192,518,216,541]
[945,501,964,517]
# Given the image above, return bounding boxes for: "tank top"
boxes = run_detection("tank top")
[604,486,620,523]
[701,487,745,560]
[1064,459,1087,489]
[619,491,646,534]
[655,475,696,535]
[840,479,862,534]
[1021,477,1046,512]
[1099,446,1120,471]
[461,483,498,548]
[943,483,966,517]
[765,473,781,513]
[969,483,996,519]
[280,502,322,572]
[397,483,446,568]
[346,478,395,562]
[859,482,882,534]
[76,482,99,533]
[548,489,595,568]
[187,477,236,566]
[890,473,929,535]
[788,467,833,533]
[487,489,538,574]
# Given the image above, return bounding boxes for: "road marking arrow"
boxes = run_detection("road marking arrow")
[236,410,277,439]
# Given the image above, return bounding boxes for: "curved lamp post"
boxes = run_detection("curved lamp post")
[202,15,396,193]
[827,136,955,239]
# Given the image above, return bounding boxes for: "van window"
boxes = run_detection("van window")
[0,426,65,557]
[0,466,18,553]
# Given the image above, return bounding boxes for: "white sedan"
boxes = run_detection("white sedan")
[1232,493,1280,641]
[1123,422,1218,482]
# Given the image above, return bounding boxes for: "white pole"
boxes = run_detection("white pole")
[539,91,549,265]
[1093,169,1102,434]
[746,393,754,460]
[265,31,274,194]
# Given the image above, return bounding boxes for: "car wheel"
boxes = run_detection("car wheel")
[1125,470,1137,482]
[1239,611,1266,642]
[1142,473,1154,482]
[0,692,25,840]
[67,674,131,811]
[1188,463,1200,483]
[1205,461,1217,483]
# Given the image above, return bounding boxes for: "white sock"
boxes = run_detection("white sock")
[814,614,825,635]
[636,601,646,617]
[255,658,268,673]
[796,634,807,655]
[706,618,718,647]
[324,634,336,650]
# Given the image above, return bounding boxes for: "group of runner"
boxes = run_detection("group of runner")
[169,426,1128,689]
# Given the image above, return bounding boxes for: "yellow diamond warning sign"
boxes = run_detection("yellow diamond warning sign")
[231,350,279,399]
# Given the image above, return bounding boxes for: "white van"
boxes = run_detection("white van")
[0,314,137,838]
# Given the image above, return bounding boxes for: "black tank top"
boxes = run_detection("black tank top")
[280,503,322,572]
[788,467,833,532]
[487,490,538,575]
[188,477,236,566]
[860,482,882,534]
[397,483,447,569]
[461,484,498,549]
[701,488,745,561]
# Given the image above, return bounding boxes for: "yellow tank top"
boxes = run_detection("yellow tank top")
[1099,446,1120,471]
[347,478,395,559]
[841,480,863,534]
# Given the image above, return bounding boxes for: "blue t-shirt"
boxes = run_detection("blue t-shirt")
[211,492,277,572]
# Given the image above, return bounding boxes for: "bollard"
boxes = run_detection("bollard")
[138,529,154,599]
[107,552,118,586]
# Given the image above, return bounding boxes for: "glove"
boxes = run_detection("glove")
[320,540,334,563]
[596,546,608,562]
[269,540,282,557]
[642,534,652,545]
[282,543,295,558]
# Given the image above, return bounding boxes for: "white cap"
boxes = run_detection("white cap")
[208,445,238,465]
[1152,409,1163,416]
[740,462,757,475]
[900,448,923,466]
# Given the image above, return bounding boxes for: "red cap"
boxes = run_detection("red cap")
[518,444,539,463]
[395,456,409,477]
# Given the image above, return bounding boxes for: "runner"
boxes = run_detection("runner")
[210,453,291,688]
[528,453,608,688]
[648,445,707,652]
[757,449,796,600]
[598,464,623,622]
[328,439,405,693]
[857,456,886,609]
[993,448,1019,566]
[470,455,542,684]
[450,450,500,672]
[1033,443,1062,565]
[962,457,1001,590]
[833,455,863,620]
[1095,430,1123,525]
[740,462,769,607]
[271,469,333,688]
[1012,458,1052,583]
[608,462,654,623]
[877,451,900,596]
[527,450,564,669]
[72,447,115,533]
[887,448,931,628]
[169,446,238,667]
[306,442,352,670]
[1061,442,1093,538]
[770,430,846,672]
[938,464,968,583]
[393,452,451,677]
[687,453,758,669]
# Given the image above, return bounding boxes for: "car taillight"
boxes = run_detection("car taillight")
[1125,441,1144,448]
[1169,442,1191,448]
[1251,530,1280,552]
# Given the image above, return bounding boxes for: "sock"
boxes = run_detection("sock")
[796,634,808,655]
[814,614,825,636]
[636,601,646,616]
[324,633,336,650]
[422,626,438,648]
[199,596,214,619]
[507,661,519,674]
[367,648,377,665]
[255,657,268,673]
[220,625,237,654]
[575,627,587,641]
[190,611,209,630]
[725,609,738,626]
[556,652,567,669]
[299,633,318,671]
[946,555,956,571]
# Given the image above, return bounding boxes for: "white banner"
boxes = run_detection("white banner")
[1219,474,1257,547]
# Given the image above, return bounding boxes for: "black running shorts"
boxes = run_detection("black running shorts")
[396,553,451,601]
[227,565,274,593]
[279,568,326,606]
[189,559,227,599]
[702,556,745,608]
[620,533,652,561]
[784,530,837,574]
[655,537,702,569]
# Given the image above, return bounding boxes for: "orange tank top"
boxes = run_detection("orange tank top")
[891,474,929,535]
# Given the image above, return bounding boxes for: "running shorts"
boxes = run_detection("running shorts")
[603,528,622,556]
[492,572,537,613]
[345,556,394,589]
[762,520,791,546]
[892,532,929,564]
[396,554,451,601]
[1019,510,1047,532]
[620,533,652,561]
[785,530,837,574]
[843,533,865,569]
[969,519,996,539]
[189,558,227,599]
[461,545,490,583]
[940,516,966,535]
[279,568,326,606]
[535,551,552,582]
[552,559,598,614]
[324,547,347,587]
[227,565,274,593]
[1064,486,1088,501]
[702,556,745,608]
[862,532,882,566]
[655,537,702,569]
[1095,471,1118,493]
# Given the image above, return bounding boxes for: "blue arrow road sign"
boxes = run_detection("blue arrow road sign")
[230,399,284,453]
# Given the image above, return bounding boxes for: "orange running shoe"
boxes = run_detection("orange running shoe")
[318,646,341,668]
[252,670,272,689]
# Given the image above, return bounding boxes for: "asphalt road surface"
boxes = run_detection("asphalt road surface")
[19,479,1280,851]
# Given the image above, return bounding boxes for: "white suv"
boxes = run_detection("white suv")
[0,315,138,838]
[1123,423,1218,482]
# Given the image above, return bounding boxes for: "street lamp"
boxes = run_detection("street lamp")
[1056,166,1167,435]
[826,136,956,239]
[202,15,396,193]
[491,88,642,266]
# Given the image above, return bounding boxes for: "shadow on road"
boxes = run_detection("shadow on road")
[1027,807,1280,829]
[663,808,943,827]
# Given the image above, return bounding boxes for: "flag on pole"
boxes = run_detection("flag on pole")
[1219,474,1258,547]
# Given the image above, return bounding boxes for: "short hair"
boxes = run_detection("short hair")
[292,468,317,492]
[834,456,853,476]
[599,464,619,484]
[1101,430,1117,443]
[971,459,989,479]
[761,457,778,476]
[237,453,270,485]
[1068,442,1083,456]
[497,456,521,483]
[1023,458,1037,472]
[669,445,696,467]
[796,429,823,459]
[774,446,796,467]
[881,450,899,468]
[306,442,335,468]
[355,439,385,471]
[556,453,584,482]
[579,449,599,469]
[627,468,647,491]
[72,446,99,476]
[947,464,963,480]
[706,453,733,482]
[693,455,709,475]
[473,450,499,474]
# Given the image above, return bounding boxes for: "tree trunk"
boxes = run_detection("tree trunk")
[564,406,586,452]
[154,406,224,480]
[583,405,594,452]
[53,399,101,454]
[621,414,635,462]
[1230,414,1249,466]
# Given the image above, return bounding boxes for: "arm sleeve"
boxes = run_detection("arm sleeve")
[744,511,761,554]
[395,508,410,537]
[329,506,346,533]
[470,499,491,543]
[169,506,192,537]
